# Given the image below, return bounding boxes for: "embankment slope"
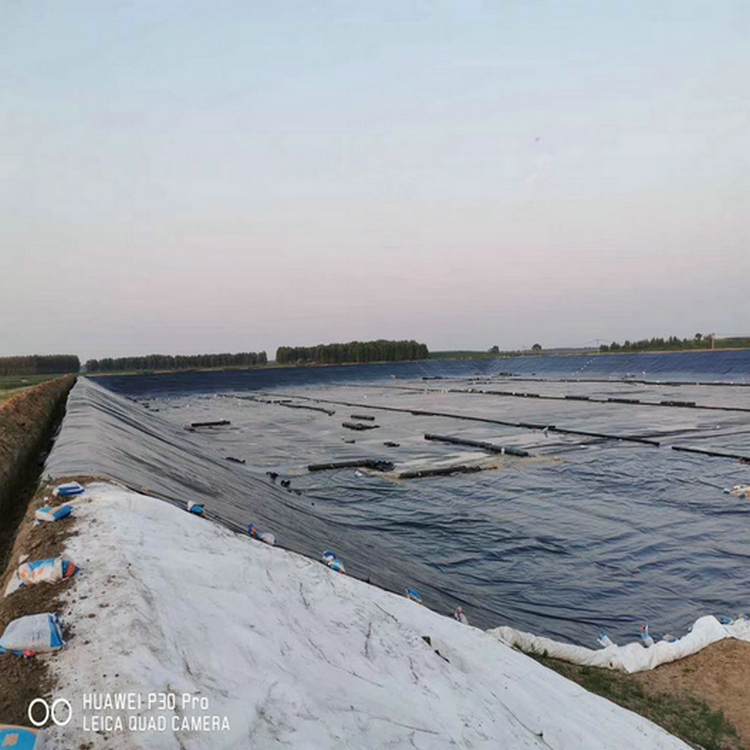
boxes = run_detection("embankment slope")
[0,376,76,563]
[44,482,693,750]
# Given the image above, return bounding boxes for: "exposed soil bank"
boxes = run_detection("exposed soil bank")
[634,639,750,748]
[0,375,76,569]
[536,644,749,750]
[0,377,85,730]
[0,483,77,725]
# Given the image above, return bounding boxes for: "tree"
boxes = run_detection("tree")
[85,351,266,373]
[0,355,80,376]
[531,343,542,354]
[274,339,429,365]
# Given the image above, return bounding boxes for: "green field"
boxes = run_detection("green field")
[0,374,58,403]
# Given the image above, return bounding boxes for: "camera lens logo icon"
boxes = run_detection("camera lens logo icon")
[28,698,72,727]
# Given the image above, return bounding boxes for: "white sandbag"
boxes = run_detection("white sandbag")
[5,558,78,597]
[4,572,22,597]
[489,615,737,674]
[248,524,276,545]
[725,616,750,640]
[0,613,65,654]
[0,724,45,749]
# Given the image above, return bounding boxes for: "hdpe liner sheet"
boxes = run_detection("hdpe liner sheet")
[93,349,750,401]
[44,378,458,616]
[48,360,750,644]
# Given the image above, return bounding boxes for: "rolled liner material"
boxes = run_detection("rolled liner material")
[277,403,335,416]
[399,465,485,479]
[189,419,230,428]
[424,434,529,457]
[551,427,660,446]
[671,445,750,461]
[308,459,394,472]
[350,414,375,421]
[342,421,379,431]
[44,379,462,626]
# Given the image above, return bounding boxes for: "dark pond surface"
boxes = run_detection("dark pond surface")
[48,351,750,645]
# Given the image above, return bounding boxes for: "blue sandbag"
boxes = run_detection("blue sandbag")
[35,505,73,523]
[0,725,45,749]
[322,551,345,573]
[56,482,85,497]
[406,589,423,604]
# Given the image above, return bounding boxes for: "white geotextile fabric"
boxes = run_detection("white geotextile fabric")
[489,615,750,673]
[46,482,696,749]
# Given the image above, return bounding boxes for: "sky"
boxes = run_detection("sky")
[1,1,748,361]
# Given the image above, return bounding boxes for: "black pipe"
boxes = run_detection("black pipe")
[399,465,484,479]
[308,459,394,472]
[425,433,529,457]
[552,427,660,446]
[342,421,380,431]
[278,403,335,415]
[671,446,750,461]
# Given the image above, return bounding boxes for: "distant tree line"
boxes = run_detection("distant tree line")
[0,355,80,376]
[430,344,542,360]
[275,340,429,365]
[85,351,267,373]
[429,350,501,360]
[599,334,750,353]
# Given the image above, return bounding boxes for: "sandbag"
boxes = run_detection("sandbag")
[322,551,345,573]
[248,524,276,546]
[0,613,65,655]
[53,482,84,498]
[35,505,73,523]
[5,558,78,597]
[0,725,45,749]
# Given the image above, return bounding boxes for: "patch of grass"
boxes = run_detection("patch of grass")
[0,374,57,391]
[0,374,58,402]
[533,655,742,750]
